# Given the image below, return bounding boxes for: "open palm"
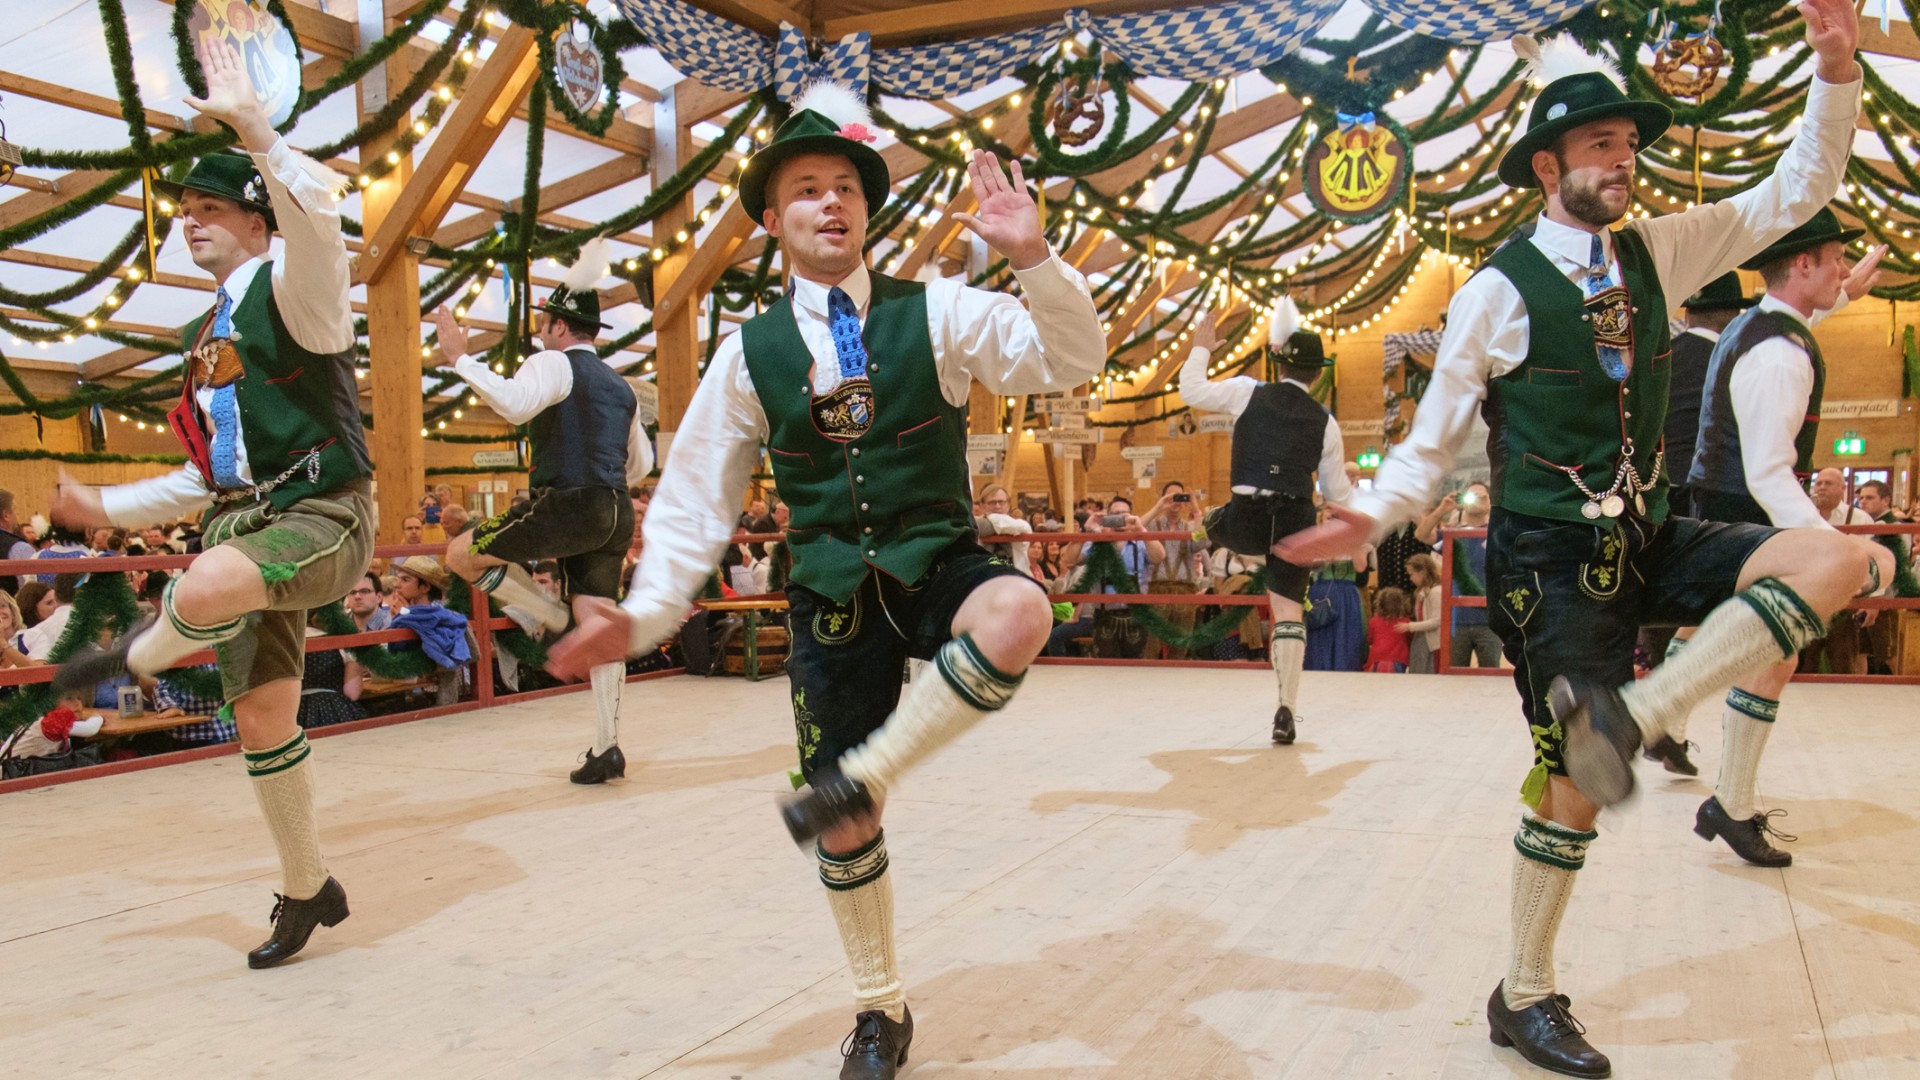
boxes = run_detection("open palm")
[952,149,1049,270]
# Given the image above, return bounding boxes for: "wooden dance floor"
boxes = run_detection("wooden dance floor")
[3,668,1916,1078]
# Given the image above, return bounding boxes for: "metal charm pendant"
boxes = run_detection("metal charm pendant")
[1634,492,1647,515]
[1601,494,1626,518]
[1581,500,1603,520]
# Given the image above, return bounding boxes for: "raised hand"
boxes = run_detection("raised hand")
[183,36,275,149]
[429,306,467,367]
[1845,243,1888,301]
[49,468,110,530]
[1797,0,1861,83]
[952,149,1050,271]
[1191,310,1220,355]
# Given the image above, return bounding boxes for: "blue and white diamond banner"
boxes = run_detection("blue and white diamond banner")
[1067,0,1345,81]
[1365,0,1597,44]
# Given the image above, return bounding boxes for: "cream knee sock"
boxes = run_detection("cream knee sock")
[476,564,569,635]
[820,832,905,1022]
[1271,621,1305,711]
[838,633,1020,795]
[1620,578,1821,743]
[589,661,623,754]
[127,577,245,676]
[1505,813,1594,1011]
[1715,689,1777,820]
[245,731,330,900]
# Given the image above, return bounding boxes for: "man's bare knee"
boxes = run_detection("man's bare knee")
[170,547,266,625]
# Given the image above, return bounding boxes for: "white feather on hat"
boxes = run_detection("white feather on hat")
[562,236,611,293]
[1268,294,1300,349]
[793,80,873,132]
[1511,34,1624,93]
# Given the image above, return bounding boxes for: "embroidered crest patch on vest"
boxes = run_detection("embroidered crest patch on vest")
[811,379,875,442]
[193,337,246,389]
[1585,285,1634,354]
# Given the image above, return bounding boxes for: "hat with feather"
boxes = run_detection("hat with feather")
[535,236,612,330]
[1497,35,1671,190]
[1267,295,1330,369]
[154,148,347,233]
[739,81,891,223]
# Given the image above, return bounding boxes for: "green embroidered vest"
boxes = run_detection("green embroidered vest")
[741,273,972,603]
[173,262,371,512]
[1481,228,1672,527]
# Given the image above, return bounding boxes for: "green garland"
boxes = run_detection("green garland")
[1069,541,1271,652]
[0,448,186,465]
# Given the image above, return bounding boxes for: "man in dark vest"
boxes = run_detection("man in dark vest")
[1179,297,1349,744]
[548,80,1102,1079]
[1679,207,1892,866]
[1636,272,1754,692]
[1277,10,1880,1075]
[48,39,370,968]
[431,239,653,785]
[0,489,34,595]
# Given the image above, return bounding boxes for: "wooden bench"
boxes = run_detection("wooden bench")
[90,708,217,739]
[695,598,790,681]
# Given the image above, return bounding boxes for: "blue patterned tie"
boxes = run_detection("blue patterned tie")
[826,286,869,381]
[1585,234,1627,381]
[207,287,245,488]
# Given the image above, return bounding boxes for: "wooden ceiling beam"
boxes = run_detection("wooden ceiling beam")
[638,201,758,319]
[356,25,541,285]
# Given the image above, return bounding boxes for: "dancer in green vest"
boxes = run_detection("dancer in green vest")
[431,239,653,785]
[1277,7,1889,1075]
[49,38,370,968]
[1680,207,1890,867]
[548,81,1103,1079]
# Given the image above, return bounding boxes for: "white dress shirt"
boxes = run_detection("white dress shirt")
[620,254,1104,652]
[1726,294,1832,530]
[451,347,656,487]
[1177,354,1352,506]
[99,138,355,527]
[1352,74,1861,534]
[1829,503,1873,526]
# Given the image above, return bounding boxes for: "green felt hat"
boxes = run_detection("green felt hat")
[739,83,890,223]
[154,151,276,230]
[1682,272,1755,312]
[1270,331,1332,369]
[1737,206,1865,271]
[1496,41,1671,190]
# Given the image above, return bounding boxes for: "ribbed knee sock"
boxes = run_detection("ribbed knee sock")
[245,731,330,900]
[820,831,905,1022]
[475,564,570,635]
[1620,578,1821,743]
[127,577,245,676]
[1504,813,1595,1011]
[1271,621,1305,711]
[838,633,1020,796]
[589,661,622,754]
[1716,689,1777,820]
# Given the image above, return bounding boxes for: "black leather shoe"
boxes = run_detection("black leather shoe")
[1694,796,1794,867]
[50,618,152,695]
[1271,705,1296,745]
[1642,734,1699,776]
[1487,982,1610,1078]
[839,1006,912,1080]
[779,768,875,847]
[1552,676,1642,808]
[247,877,349,969]
[569,745,626,785]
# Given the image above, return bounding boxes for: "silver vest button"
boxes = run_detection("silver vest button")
[855,475,865,483]
[860,502,869,511]
[863,526,872,534]
[851,448,861,457]
[866,549,877,557]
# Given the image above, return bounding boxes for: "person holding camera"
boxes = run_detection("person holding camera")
[1415,483,1501,669]
[1179,300,1350,744]
[1142,481,1208,659]
[1050,497,1164,658]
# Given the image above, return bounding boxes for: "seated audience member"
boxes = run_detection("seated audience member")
[978,485,1035,575]
[1402,553,1444,674]
[345,572,393,631]
[531,560,563,602]
[136,569,169,620]
[391,556,446,613]
[401,515,426,547]
[1364,587,1413,673]
[149,666,237,750]
[22,573,82,660]
[32,526,94,583]
[439,504,471,539]
[141,526,175,555]
[3,692,103,771]
[297,614,366,729]
[0,590,37,671]
[1046,500,1161,658]
[14,581,55,635]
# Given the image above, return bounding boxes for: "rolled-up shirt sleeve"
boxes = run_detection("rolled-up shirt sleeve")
[256,138,354,355]
[452,351,573,426]
[1178,346,1257,417]
[1730,340,1828,531]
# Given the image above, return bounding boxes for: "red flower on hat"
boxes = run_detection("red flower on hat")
[837,123,878,144]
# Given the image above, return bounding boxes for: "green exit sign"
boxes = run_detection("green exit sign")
[1357,446,1383,468]
[1833,432,1865,456]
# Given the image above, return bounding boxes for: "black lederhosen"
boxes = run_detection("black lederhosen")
[467,485,634,600]
[783,535,1041,781]
[1209,494,1318,604]
[1484,506,1774,777]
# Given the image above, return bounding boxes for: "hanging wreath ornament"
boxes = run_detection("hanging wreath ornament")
[1646,3,1728,101]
